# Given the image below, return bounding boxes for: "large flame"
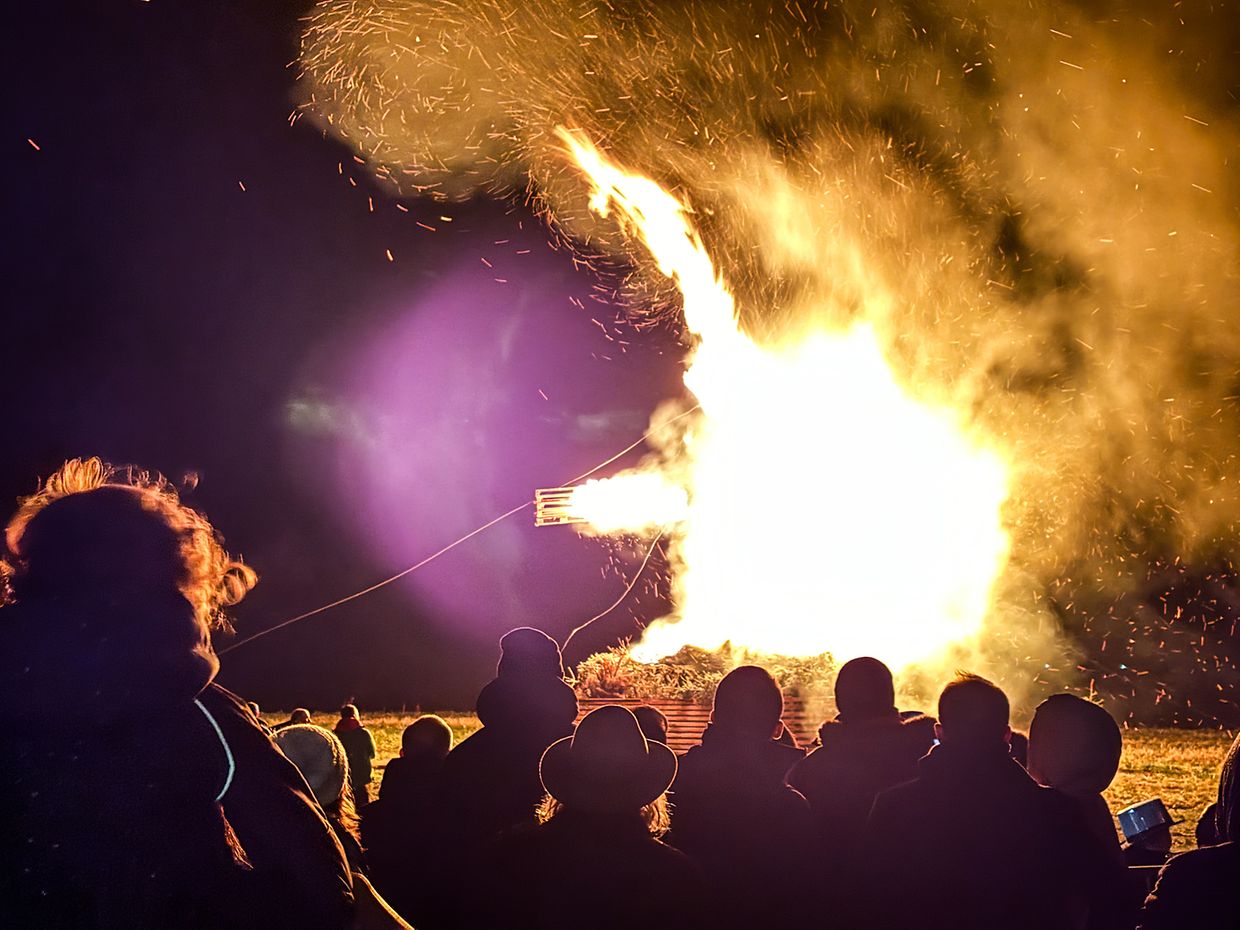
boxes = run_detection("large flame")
[559,128,1011,670]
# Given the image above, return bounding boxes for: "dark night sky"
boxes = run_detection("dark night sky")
[5,1,686,709]
[10,2,1240,725]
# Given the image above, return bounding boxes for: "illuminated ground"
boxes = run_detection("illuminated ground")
[278,711,1234,852]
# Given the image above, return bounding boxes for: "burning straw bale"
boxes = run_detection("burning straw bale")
[572,644,836,711]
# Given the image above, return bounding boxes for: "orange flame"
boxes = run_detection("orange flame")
[558,128,1011,671]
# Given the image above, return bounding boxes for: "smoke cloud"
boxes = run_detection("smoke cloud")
[297,0,1240,721]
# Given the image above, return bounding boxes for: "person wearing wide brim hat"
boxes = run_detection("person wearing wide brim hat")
[540,705,677,813]
[468,706,706,930]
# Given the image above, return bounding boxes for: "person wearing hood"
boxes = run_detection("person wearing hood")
[0,458,355,929]
[1026,693,1137,925]
[668,665,814,930]
[441,627,578,846]
[1138,731,1240,929]
[1026,694,1126,864]
[860,673,1125,930]
[787,656,934,861]
[471,705,705,930]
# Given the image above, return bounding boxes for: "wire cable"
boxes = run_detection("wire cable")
[220,403,699,654]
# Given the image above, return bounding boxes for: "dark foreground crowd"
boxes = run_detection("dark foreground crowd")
[2,459,1238,930]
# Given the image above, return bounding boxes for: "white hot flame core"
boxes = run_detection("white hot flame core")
[558,128,1011,671]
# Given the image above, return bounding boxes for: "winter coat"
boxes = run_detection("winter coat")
[362,757,454,928]
[1137,841,1240,929]
[0,595,354,930]
[788,713,933,853]
[470,808,708,930]
[859,742,1132,930]
[335,721,378,787]
[669,722,814,929]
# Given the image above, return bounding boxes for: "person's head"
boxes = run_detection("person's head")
[632,705,669,745]
[711,666,785,739]
[497,627,565,679]
[401,714,453,761]
[273,724,358,836]
[834,657,897,722]
[2,458,256,629]
[290,708,312,725]
[539,705,677,834]
[339,703,359,721]
[1216,731,1240,842]
[935,673,1011,751]
[1026,693,1122,796]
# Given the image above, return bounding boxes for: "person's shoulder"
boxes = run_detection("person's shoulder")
[1031,782,1088,821]
[869,772,924,813]
[787,744,824,787]
[1161,841,1240,877]
[773,737,807,765]
[648,834,703,869]
[198,683,264,734]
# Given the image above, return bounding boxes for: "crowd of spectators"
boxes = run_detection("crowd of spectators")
[3,459,1237,929]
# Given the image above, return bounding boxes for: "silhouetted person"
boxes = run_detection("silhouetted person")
[633,704,670,745]
[670,665,814,929]
[861,673,1125,930]
[471,705,706,930]
[788,656,934,873]
[380,714,454,802]
[363,715,456,926]
[442,628,578,845]
[1028,694,1126,866]
[1195,801,1220,848]
[1120,799,1179,867]
[275,707,313,730]
[274,724,365,872]
[1139,732,1240,928]
[0,459,354,929]
[335,703,377,807]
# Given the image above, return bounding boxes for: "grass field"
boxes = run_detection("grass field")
[277,711,1235,852]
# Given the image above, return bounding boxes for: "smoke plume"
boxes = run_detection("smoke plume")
[297,0,1240,721]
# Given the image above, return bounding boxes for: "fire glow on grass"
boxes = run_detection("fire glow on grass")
[557,129,1012,670]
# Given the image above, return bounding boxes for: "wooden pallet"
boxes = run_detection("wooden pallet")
[577,696,819,752]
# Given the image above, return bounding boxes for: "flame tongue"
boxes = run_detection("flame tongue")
[557,128,1011,671]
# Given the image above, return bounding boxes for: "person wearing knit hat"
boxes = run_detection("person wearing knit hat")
[670,666,816,930]
[274,724,365,872]
[497,626,567,679]
[441,627,578,849]
[470,706,705,930]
